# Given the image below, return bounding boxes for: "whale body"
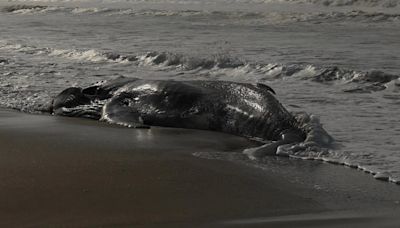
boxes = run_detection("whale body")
[51,77,315,157]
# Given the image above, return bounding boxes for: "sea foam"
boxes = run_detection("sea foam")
[1,39,398,92]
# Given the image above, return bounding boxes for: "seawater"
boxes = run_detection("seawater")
[0,0,399,182]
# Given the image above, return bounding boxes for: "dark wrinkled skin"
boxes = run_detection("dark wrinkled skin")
[52,77,305,156]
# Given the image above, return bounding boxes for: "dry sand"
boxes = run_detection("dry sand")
[0,109,399,227]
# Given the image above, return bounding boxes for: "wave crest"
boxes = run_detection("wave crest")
[137,51,245,70]
[310,67,399,93]
[3,5,400,24]
[2,4,47,13]
[302,0,400,8]
[1,39,398,92]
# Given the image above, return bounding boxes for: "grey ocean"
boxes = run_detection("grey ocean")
[0,0,399,182]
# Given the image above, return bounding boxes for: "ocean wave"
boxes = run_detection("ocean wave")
[48,49,112,62]
[304,10,400,23]
[2,4,46,13]
[71,7,115,14]
[1,4,65,14]
[0,40,245,68]
[3,5,400,24]
[1,40,398,91]
[124,52,400,93]
[136,52,399,90]
[309,66,399,92]
[0,5,210,17]
[1,5,112,15]
[2,4,47,14]
[136,51,245,70]
[5,0,400,7]
[0,40,125,63]
[298,0,400,8]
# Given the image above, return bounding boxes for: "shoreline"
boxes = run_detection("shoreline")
[1,109,400,227]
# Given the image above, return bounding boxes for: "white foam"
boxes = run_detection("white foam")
[48,49,109,62]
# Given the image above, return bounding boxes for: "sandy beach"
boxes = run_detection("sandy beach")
[1,0,400,227]
[0,109,399,227]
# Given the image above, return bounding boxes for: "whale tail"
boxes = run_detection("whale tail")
[293,112,334,147]
[243,112,334,160]
[243,128,305,159]
[274,112,334,157]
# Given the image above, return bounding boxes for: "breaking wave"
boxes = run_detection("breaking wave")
[132,52,400,92]
[1,4,65,14]
[2,5,400,24]
[1,39,398,92]
[2,4,46,13]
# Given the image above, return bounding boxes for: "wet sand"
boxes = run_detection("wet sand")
[0,109,400,227]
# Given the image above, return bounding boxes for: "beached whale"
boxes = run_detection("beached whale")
[51,77,331,157]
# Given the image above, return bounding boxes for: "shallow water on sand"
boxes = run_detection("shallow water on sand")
[0,0,399,182]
